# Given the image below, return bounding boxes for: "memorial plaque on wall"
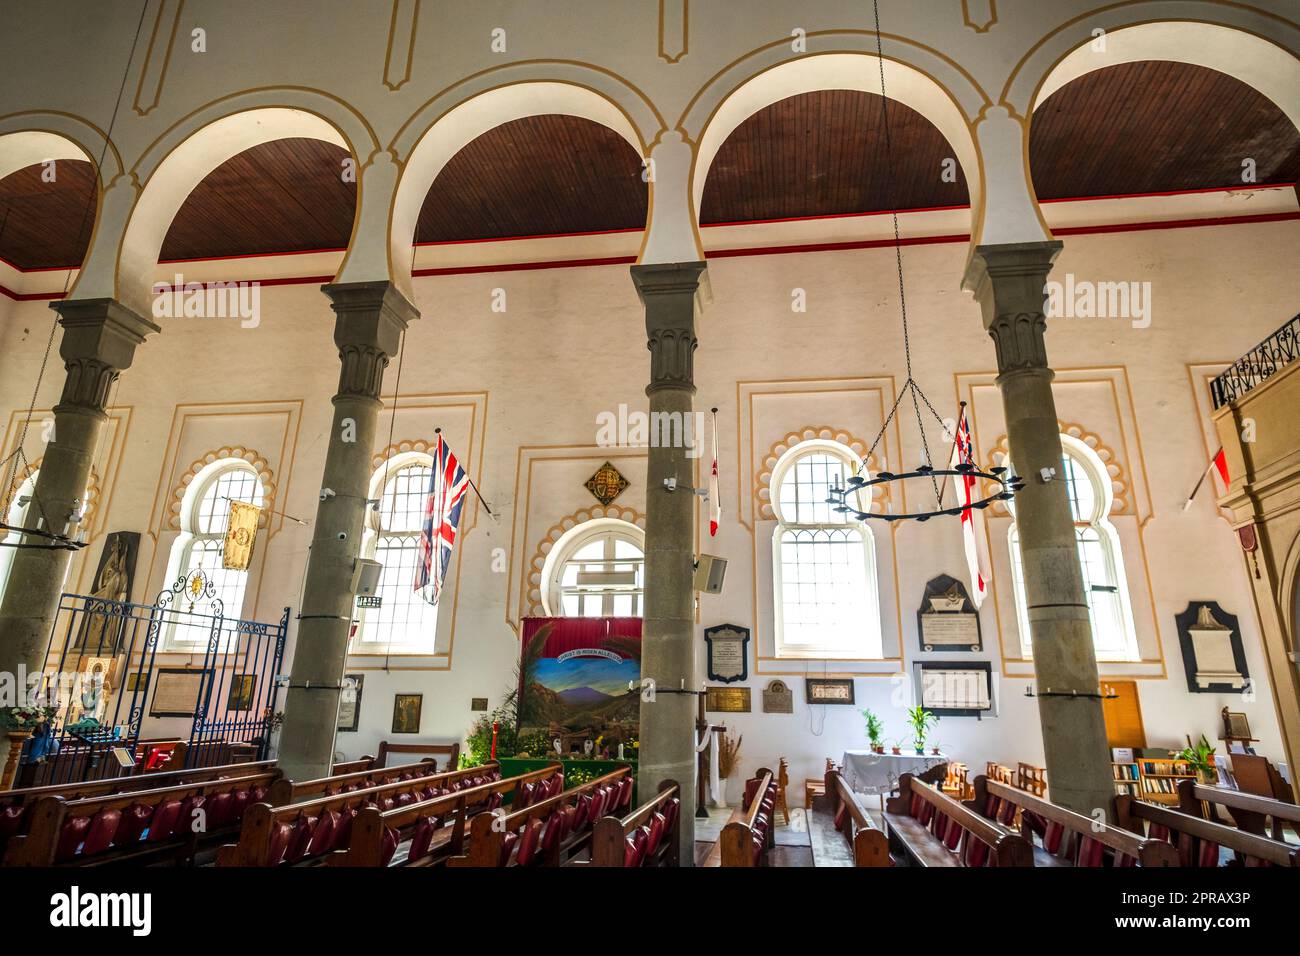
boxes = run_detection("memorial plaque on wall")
[762,680,793,714]
[917,574,982,651]
[705,686,751,713]
[1175,602,1248,693]
[704,624,749,683]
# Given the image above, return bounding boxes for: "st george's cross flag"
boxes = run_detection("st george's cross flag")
[949,406,990,608]
[708,412,721,537]
[415,433,470,606]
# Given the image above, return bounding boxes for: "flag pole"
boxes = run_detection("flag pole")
[1182,447,1224,512]
[434,428,494,516]
[936,401,966,508]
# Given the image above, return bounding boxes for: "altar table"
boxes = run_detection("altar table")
[841,750,948,798]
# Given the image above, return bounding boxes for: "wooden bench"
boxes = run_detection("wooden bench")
[826,769,890,867]
[969,774,1176,867]
[590,779,681,867]
[4,769,278,866]
[264,758,444,807]
[1175,779,1300,848]
[216,761,508,866]
[703,767,777,867]
[329,755,378,775]
[375,739,460,770]
[1016,763,1047,797]
[333,763,563,866]
[884,772,1032,867]
[451,767,635,867]
[1116,792,1299,867]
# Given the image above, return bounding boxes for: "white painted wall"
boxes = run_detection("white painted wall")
[3,215,1297,791]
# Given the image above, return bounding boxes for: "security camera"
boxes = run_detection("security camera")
[320,487,337,501]
[1038,466,1057,483]
[336,531,348,541]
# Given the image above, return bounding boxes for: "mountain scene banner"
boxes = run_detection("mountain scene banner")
[517,617,641,747]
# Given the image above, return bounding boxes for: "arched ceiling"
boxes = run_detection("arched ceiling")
[1030,60,1300,199]
[700,89,970,223]
[1,64,1297,272]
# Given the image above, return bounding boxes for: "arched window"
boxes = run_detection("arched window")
[165,459,264,645]
[0,471,40,601]
[771,440,881,659]
[355,455,439,651]
[541,518,645,618]
[1008,435,1139,662]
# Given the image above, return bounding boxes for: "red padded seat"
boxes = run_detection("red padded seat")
[379,826,399,866]
[80,808,122,856]
[265,821,293,866]
[515,819,544,866]
[146,799,183,842]
[55,815,90,861]
[645,812,666,857]
[408,816,438,861]
[285,815,318,863]
[307,810,339,857]
[205,790,234,829]
[498,830,519,866]
[115,803,152,845]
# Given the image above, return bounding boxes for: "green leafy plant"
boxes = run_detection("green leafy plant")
[906,706,938,752]
[1177,734,1217,778]
[463,707,519,767]
[861,708,884,749]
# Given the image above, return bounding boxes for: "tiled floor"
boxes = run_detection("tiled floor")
[694,797,862,866]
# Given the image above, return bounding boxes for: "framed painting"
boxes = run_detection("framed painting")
[392,693,423,734]
[806,678,855,705]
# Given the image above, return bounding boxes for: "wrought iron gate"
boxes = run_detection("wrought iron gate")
[24,569,288,785]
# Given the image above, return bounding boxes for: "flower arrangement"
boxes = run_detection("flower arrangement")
[1,706,57,732]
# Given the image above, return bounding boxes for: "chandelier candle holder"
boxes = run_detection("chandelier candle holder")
[825,462,1024,523]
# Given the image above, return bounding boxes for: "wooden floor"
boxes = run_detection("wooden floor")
[692,797,880,867]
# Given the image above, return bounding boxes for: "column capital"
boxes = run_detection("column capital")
[48,297,159,413]
[963,241,1063,377]
[631,262,705,395]
[321,281,418,401]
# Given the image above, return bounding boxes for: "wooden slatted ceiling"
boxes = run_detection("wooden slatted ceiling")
[1030,61,1300,198]
[1,61,1297,271]
[700,89,969,222]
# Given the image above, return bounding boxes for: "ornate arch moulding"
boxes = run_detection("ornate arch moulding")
[167,446,276,532]
[73,91,379,315]
[524,504,645,617]
[983,420,1128,517]
[753,427,886,521]
[0,113,124,185]
[371,438,438,471]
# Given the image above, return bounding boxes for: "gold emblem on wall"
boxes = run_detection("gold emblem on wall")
[584,461,629,506]
[223,501,262,571]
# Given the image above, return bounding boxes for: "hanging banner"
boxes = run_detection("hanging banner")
[222,501,262,571]
[518,617,641,753]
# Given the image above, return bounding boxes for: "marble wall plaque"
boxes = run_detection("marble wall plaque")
[762,680,793,714]
[704,623,749,683]
[917,574,982,651]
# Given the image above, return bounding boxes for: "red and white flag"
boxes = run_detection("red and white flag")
[949,406,990,608]
[708,410,721,536]
[1182,447,1229,511]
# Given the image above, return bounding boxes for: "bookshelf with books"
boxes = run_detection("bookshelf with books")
[1136,757,1196,804]
[1111,761,1140,797]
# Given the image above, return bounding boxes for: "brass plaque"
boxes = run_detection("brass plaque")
[705,686,751,713]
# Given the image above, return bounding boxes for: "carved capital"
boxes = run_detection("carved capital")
[963,241,1062,376]
[321,281,418,400]
[49,298,159,413]
[631,262,705,394]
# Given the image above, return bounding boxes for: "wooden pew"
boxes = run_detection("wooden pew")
[264,758,443,807]
[884,772,1032,867]
[702,767,777,867]
[590,779,681,867]
[4,769,278,866]
[969,775,1177,867]
[1177,779,1300,846]
[217,761,508,867]
[451,766,634,867]
[1016,763,1047,797]
[333,763,563,867]
[825,768,890,867]
[1116,793,1299,867]
[375,739,460,770]
[329,755,378,776]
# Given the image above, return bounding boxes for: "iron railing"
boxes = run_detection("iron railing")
[1211,312,1300,409]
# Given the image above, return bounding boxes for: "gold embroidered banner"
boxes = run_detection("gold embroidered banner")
[222,501,261,570]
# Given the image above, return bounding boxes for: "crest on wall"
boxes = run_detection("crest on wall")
[585,461,629,506]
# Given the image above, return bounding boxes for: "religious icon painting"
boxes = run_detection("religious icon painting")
[225,674,257,712]
[584,461,629,506]
[392,693,423,734]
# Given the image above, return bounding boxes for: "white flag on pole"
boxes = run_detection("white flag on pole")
[708,409,720,536]
[949,406,990,608]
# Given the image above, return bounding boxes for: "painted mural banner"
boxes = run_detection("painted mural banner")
[517,617,641,754]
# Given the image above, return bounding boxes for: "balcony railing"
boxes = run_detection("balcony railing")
[1211,312,1300,409]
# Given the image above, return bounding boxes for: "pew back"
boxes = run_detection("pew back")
[970,775,1176,867]
[591,779,681,867]
[717,768,776,868]
[886,773,1032,867]
[826,769,890,867]
[1116,794,1299,867]
[265,759,440,806]
[375,739,460,770]
[1179,779,1300,842]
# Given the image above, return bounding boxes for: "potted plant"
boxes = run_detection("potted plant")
[1177,734,1218,785]
[861,708,885,754]
[907,706,938,755]
[890,738,903,756]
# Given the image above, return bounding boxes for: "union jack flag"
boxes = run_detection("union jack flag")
[415,434,469,606]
